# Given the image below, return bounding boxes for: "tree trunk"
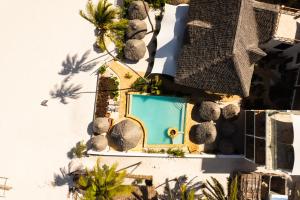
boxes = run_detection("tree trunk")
[142,0,154,32]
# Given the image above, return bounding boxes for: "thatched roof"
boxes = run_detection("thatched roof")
[93,117,110,134]
[254,7,279,44]
[91,135,108,151]
[124,39,146,61]
[222,104,240,119]
[126,19,147,40]
[128,1,149,20]
[107,119,143,151]
[175,0,266,97]
[198,101,220,121]
[189,122,217,144]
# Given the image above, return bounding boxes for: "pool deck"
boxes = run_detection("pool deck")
[185,102,201,153]
[107,61,145,118]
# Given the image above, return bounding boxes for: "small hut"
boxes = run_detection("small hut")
[91,135,108,152]
[189,122,217,144]
[222,104,240,119]
[128,1,149,20]
[93,117,111,135]
[107,119,143,151]
[198,101,221,121]
[124,39,146,61]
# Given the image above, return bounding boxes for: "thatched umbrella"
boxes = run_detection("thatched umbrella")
[124,39,146,61]
[126,19,147,39]
[189,122,217,144]
[220,121,236,137]
[107,119,143,151]
[219,139,234,154]
[222,104,240,119]
[199,101,221,121]
[91,135,108,151]
[93,117,111,135]
[128,1,149,20]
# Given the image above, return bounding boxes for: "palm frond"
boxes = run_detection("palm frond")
[203,190,217,200]
[211,177,225,197]
[228,176,238,200]
[206,180,225,200]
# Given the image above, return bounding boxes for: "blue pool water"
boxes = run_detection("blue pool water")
[130,94,186,145]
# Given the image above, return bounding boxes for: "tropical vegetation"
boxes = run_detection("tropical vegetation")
[69,140,87,158]
[98,64,107,75]
[203,176,238,200]
[76,162,132,200]
[131,75,162,95]
[159,175,203,200]
[167,148,185,157]
[80,0,128,56]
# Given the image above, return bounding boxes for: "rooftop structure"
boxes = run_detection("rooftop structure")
[175,0,266,97]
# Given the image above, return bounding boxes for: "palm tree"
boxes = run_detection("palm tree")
[80,0,128,58]
[203,176,238,200]
[77,162,132,200]
[80,0,148,82]
[159,176,204,200]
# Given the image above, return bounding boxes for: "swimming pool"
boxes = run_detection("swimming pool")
[129,94,186,146]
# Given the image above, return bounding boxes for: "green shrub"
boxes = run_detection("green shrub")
[70,141,87,158]
[167,148,185,157]
[77,162,132,200]
[145,0,167,9]
[146,148,166,154]
[108,77,120,100]
[98,64,107,75]
[124,72,133,79]
[131,77,148,93]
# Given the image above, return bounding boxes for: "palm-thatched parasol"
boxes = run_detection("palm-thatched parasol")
[189,122,217,144]
[124,39,146,61]
[126,19,147,39]
[199,101,221,121]
[128,1,149,20]
[222,104,240,119]
[220,121,236,137]
[219,139,234,154]
[91,135,108,151]
[93,117,111,135]
[107,119,143,151]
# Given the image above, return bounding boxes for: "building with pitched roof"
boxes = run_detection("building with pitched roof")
[175,0,266,97]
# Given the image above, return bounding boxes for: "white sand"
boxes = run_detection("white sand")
[0,0,99,199]
[0,1,256,199]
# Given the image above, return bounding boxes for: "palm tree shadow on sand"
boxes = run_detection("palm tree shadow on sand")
[50,82,83,104]
[58,50,99,81]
